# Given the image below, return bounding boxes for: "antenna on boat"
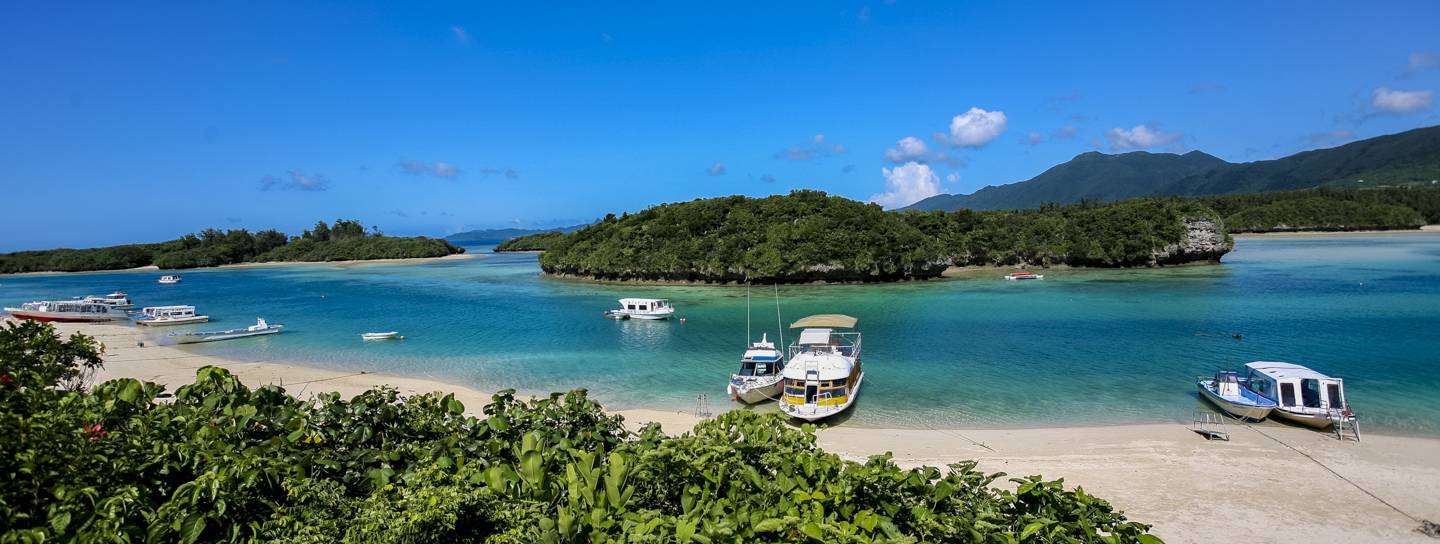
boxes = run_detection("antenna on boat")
[745,282,752,344]
[774,283,784,349]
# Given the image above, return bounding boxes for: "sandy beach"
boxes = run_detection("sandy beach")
[1232,225,1440,239]
[33,319,1440,543]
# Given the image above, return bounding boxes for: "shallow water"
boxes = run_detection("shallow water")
[4,234,1438,434]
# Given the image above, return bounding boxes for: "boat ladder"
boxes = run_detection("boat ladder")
[1192,410,1229,441]
[693,394,712,419]
[1329,408,1360,442]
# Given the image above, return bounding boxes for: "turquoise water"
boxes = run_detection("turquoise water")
[3,234,1438,434]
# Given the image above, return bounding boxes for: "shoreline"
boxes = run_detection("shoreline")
[1232,225,1440,238]
[37,319,1440,543]
[0,252,480,277]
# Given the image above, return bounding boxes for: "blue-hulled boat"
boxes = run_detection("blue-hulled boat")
[1198,370,1277,421]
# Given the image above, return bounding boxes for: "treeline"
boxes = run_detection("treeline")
[1194,187,1440,232]
[0,219,463,274]
[0,321,1159,542]
[494,230,568,251]
[536,191,1228,283]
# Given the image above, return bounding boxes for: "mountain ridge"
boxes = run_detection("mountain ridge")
[903,125,1440,211]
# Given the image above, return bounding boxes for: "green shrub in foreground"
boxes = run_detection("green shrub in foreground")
[0,321,1160,543]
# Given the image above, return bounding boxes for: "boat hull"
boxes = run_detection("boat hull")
[780,373,864,422]
[5,309,118,323]
[1271,408,1341,429]
[728,378,783,404]
[1197,381,1274,421]
[136,316,210,326]
[171,327,281,344]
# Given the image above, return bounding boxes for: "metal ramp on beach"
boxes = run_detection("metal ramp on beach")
[1192,410,1229,441]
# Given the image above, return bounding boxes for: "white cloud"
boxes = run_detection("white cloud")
[946,107,1007,148]
[707,162,726,176]
[259,170,331,192]
[776,133,847,161]
[1408,52,1440,74]
[870,162,941,209]
[451,25,470,45]
[884,136,930,163]
[1024,131,1044,145]
[400,160,462,178]
[1104,124,1183,151]
[1372,87,1433,113]
[946,172,960,183]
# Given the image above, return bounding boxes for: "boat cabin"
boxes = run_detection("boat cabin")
[737,339,783,378]
[619,298,670,312]
[780,315,863,413]
[141,305,199,319]
[1244,361,1347,412]
[24,301,113,315]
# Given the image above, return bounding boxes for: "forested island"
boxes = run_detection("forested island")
[1,320,1158,542]
[512,191,1230,283]
[0,219,463,274]
[1197,187,1440,233]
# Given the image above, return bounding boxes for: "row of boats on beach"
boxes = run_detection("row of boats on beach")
[2,283,285,344]
[1198,362,1358,437]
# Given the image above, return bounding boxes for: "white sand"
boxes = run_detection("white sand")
[31,320,1440,543]
[1233,226,1440,238]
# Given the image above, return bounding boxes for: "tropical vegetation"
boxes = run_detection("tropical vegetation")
[494,231,569,252]
[532,191,1227,282]
[1196,187,1440,232]
[1,320,1161,542]
[0,219,463,274]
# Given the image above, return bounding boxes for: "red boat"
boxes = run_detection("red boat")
[4,301,126,322]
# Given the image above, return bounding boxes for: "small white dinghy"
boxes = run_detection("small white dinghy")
[361,331,403,341]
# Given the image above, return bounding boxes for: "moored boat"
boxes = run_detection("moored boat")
[1197,370,1276,421]
[170,318,282,344]
[159,275,182,284]
[778,314,863,421]
[361,331,403,340]
[606,298,675,320]
[728,333,786,403]
[1243,361,1357,432]
[82,291,134,310]
[4,300,128,322]
[135,305,210,326]
[1004,271,1044,281]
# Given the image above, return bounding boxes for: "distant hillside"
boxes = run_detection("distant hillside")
[905,125,1440,211]
[445,225,585,245]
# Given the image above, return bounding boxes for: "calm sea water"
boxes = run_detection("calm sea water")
[4,234,1438,434]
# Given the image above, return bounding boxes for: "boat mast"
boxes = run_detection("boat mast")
[774,283,784,349]
[746,282,751,344]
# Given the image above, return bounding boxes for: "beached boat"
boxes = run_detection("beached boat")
[82,291,134,310]
[4,300,128,322]
[169,318,283,344]
[729,333,786,403]
[778,314,863,421]
[1198,370,1277,421]
[1243,362,1357,431]
[158,275,182,284]
[361,331,403,340]
[606,298,675,320]
[135,305,210,326]
[1004,271,1044,280]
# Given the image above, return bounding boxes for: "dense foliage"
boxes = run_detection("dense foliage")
[535,191,1226,283]
[0,220,463,273]
[905,124,1440,211]
[448,225,586,246]
[1,322,1161,543]
[1195,187,1440,232]
[494,231,568,252]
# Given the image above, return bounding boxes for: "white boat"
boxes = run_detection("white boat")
[1244,361,1357,432]
[170,318,283,344]
[778,314,863,421]
[158,275,182,284]
[81,291,134,310]
[135,305,210,326]
[4,300,128,322]
[605,298,675,320]
[1004,271,1044,280]
[728,333,786,403]
[361,331,403,340]
[1198,370,1277,421]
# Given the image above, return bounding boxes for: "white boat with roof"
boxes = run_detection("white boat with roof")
[158,275,182,284]
[604,298,675,320]
[5,300,128,322]
[135,305,209,326]
[82,291,134,310]
[778,314,862,421]
[361,331,403,340]
[1198,370,1277,421]
[1004,271,1043,281]
[169,318,283,344]
[1244,361,1357,433]
[728,333,786,403]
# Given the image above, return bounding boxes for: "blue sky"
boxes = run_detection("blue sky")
[3,1,1438,251]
